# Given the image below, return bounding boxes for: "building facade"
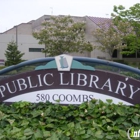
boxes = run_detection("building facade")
[0,15,133,63]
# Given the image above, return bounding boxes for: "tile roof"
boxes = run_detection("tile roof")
[88,16,112,29]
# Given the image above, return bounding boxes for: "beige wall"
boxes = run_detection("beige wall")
[3,23,32,35]
[0,34,45,60]
[0,15,119,61]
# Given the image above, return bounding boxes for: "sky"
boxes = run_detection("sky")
[0,0,139,33]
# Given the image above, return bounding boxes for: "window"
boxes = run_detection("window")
[137,50,140,58]
[112,49,117,58]
[29,48,44,52]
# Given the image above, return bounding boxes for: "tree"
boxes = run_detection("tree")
[5,41,24,66]
[33,16,93,56]
[92,20,125,60]
[112,3,140,55]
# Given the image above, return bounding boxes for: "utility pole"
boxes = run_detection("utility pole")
[50,7,53,15]
[15,25,18,46]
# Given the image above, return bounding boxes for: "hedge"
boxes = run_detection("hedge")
[0,99,140,140]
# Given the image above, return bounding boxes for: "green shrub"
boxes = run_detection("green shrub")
[0,66,6,70]
[113,59,128,65]
[120,71,140,80]
[0,100,139,140]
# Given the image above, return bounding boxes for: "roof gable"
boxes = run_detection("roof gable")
[88,16,112,29]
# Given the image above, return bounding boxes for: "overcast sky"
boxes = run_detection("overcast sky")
[0,0,139,32]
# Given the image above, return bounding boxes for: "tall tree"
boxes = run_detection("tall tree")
[92,20,125,60]
[112,3,140,55]
[33,16,93,56]
[5,41,24,66]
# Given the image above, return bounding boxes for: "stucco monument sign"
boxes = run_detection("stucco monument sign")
[0,54,140,105]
